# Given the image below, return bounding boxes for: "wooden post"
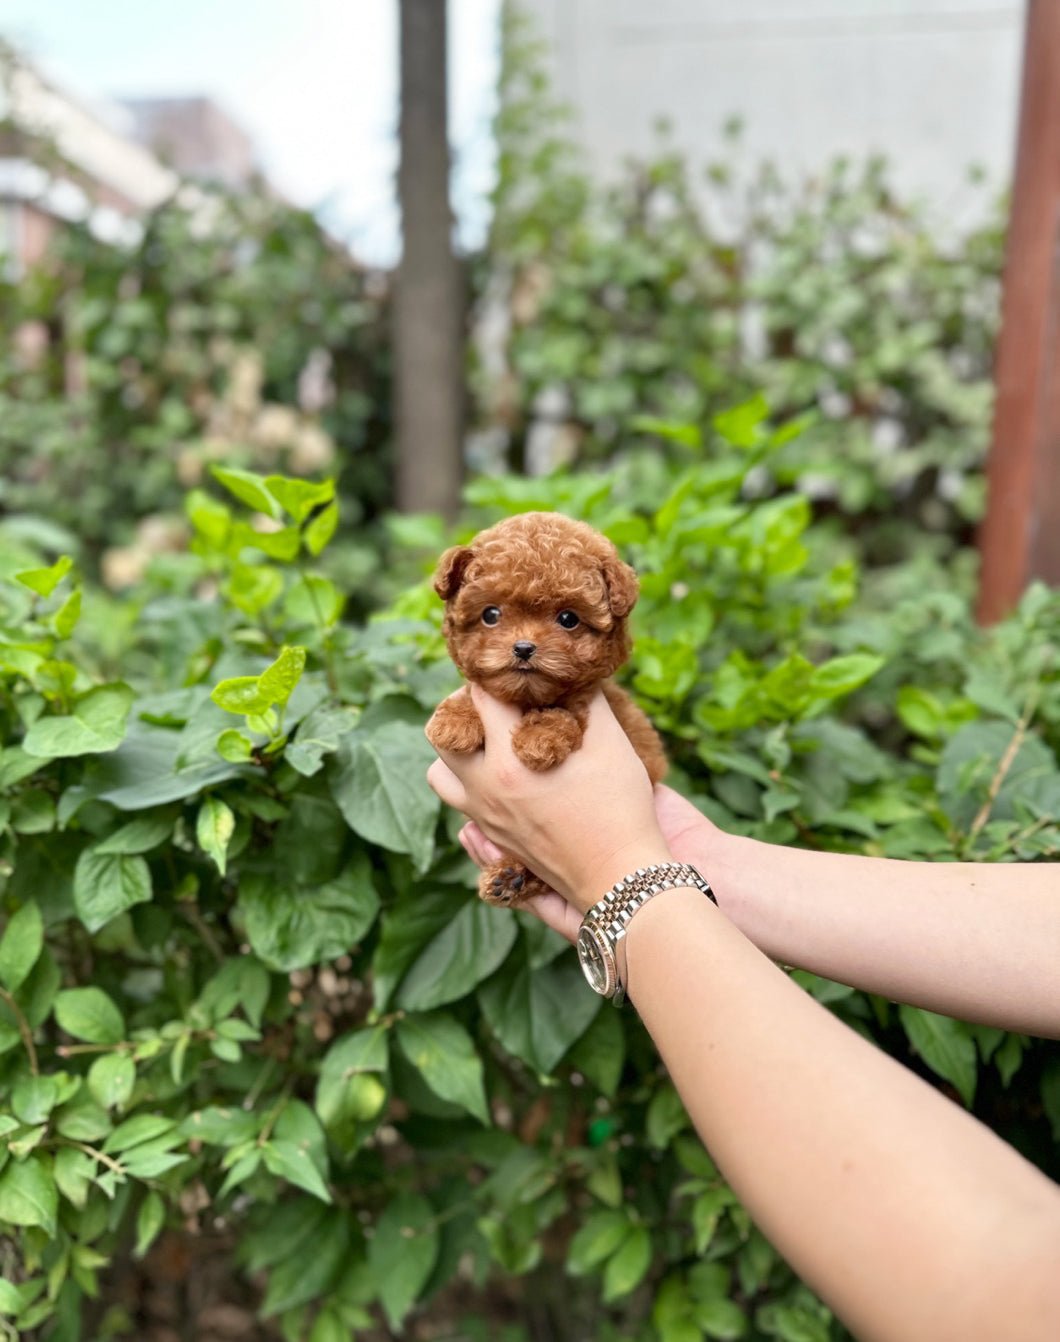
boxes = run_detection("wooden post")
[394,0,465,518]
[977,0,1060,624]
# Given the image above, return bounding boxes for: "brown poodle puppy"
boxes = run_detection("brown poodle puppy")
[425,511,667,906]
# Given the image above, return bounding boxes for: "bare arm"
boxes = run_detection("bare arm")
[429,688,1060,1342]
[654,786,1060,1039]
[624,887,1060,1342]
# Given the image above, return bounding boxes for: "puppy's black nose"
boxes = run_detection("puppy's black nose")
[512,641,536,661]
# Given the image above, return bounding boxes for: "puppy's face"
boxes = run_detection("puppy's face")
[434,514,638,708]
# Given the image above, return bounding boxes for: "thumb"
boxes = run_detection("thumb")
[469,683,522,752]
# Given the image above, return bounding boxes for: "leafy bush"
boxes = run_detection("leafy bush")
[482,6,1005,564]
[0,190,392,568]
[0,414,1056,1340]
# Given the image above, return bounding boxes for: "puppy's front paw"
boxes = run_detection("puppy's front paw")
[511,708,583,772]
[479,860,551,907]
[425,691,484,755]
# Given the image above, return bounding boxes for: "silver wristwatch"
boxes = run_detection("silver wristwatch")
[577,862,715,1006]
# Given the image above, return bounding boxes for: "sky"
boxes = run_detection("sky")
[0,0,502,264]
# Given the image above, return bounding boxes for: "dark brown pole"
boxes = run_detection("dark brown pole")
[394,0,464,518]
[977,0,1060,623]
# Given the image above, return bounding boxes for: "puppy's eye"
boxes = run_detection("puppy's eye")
[556,610,580,630]
[481,606,501,626]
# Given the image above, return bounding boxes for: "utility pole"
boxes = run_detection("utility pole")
[394,0,464,518]
[977,0,1060,623]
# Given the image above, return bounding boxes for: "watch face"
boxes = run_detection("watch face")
[577,927,614,996]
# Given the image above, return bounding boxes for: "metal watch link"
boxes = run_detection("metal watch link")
[576,862,715,1006]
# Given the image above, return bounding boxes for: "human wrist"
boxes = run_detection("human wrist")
[570,838,674,915]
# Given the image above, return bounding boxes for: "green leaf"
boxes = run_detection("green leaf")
[316,1026,389,1141]
[55,987,125,1045]
[88,1053,135,1110]
[260,1208,349,1317]
[52,587,82,639]
[0,903,44,993]
[210,646,306,718]
[395,1013,489,1123]
[368,1193,439,1331]
[210,675,270,716]
[329,709,441,873]
[135,1190,166,1258]
[694,1295,748,1339]
[899,1005,977,1106]
[258,645,308,707]
[94,811,175,855]
[938,722,1059,831]
[22,684,133,759]
[712,394,770,449]
[15,555,72,597]
[284,702,359,777]
[397,898,518,1011]
[53,1146,94,1209]
[196,796,235,876]
[264,474,335,523]
[370,890,455,1011]
[210,465,282,518]
[477,950,600,1074]
[567,999,625,1097]
[103,1113,176,1154]
[238,853,379,972]
[567,1210,631,1275]
[809,653,885,700]
[73,849,152,933]
[602,1225,651,1302]
[0,1155,57,1235]
[122,1139,188,1178]
[216,729,253,762]
[0,1279,23,1315]
[262,1139,331,1203]
[12,1075,59,1126]
[303,501,339,555]
[646,1084,690,1149]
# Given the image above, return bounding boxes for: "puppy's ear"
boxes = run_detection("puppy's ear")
[433,545,475,600]
[602,557,638,618]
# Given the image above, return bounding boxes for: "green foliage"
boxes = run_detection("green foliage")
[0,187,391,570]
[0,425,1057,1339]
[484,4,1004,564]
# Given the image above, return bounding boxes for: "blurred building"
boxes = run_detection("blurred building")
[0,54,179,275]
[122,97,260,191]
[0,52,265,279]
[518,0,1023,218]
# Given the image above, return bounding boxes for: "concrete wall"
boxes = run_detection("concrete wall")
[518,0,1023,220]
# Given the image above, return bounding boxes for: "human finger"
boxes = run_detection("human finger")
[426,757,467,811]
[459,821,504,868]
[468,684,523,757]
[523,892,580,945]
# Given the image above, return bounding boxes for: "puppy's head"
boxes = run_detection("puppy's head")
[433,512,638,707]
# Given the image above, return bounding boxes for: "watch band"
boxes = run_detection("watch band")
[577,862,716,1006]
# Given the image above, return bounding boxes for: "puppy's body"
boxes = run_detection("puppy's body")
[426,512,666,906]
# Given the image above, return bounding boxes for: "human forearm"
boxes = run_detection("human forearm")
[675,818,1060,1037]
[623,888,1060,1342]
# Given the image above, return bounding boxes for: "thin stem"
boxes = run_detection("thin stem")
[61,1139,126,1176]
[256,1080,295,1146]
[965,688,1040,852]
[179,901,226,963]
[0,986,38,1075]
[297,557,338,694]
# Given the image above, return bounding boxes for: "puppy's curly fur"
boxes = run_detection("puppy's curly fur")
[425,511,667,906]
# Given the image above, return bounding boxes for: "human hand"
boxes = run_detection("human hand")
[457,781,722,942]
[426,685,671,914]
